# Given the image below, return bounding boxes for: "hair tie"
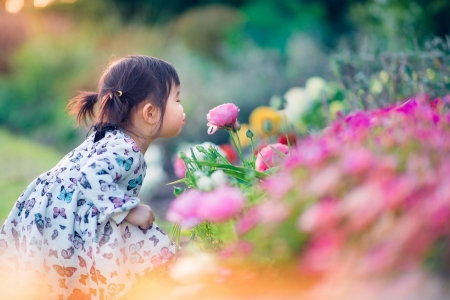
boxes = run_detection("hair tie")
[117,91,123,97]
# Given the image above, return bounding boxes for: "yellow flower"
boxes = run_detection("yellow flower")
[249,106,282,137]
[235,123,251,148]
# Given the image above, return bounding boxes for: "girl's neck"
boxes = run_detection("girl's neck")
[123,129,153,155]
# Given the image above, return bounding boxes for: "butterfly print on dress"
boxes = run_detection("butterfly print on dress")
[53,207,67,219]
[73,231,85,250]
[121,226,131,242]
[49,249,58,258]
[11,228,20,250]
[109,195,131,209]
[96,169,108,175]
[129,240,144,264]
[70,164,80,171]
[124,138,140,152]
[114,153,133,171]
[45,217,52,228]
[30,237,42,250]
[90,265,107,284]
[100,158,114,170]
[57,186,74,204]
[24,198,36,219]
[34,213,44,236]
[53,264,77,277]
[149,235,159,246]
[78,172,92,189]
[16,201,25,216]
[127,175,142,191]
[99,222,113,247]
[51,229,58,240]
[61,246,74,259]
[99,180,116,192]
[70,153,83,163]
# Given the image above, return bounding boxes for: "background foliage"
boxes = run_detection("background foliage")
[0,0,449,221]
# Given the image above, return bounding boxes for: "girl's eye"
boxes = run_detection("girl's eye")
[177,99,181,103]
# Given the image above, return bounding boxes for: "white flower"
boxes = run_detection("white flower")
[210,170,228,187]
[196,176,215,191]
[282,87,313,123]
[305,76,327,100]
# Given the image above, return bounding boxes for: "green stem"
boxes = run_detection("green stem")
[249,137,256,168]
[228,131,246,166]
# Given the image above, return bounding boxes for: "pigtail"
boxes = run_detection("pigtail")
[97,92,129,126]
[67,92,98,127]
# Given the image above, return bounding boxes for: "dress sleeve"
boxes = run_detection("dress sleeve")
[77,138,142,225]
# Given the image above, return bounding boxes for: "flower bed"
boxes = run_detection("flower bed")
[137,95,450,299]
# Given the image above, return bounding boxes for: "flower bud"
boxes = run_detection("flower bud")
[262,119,273,133]
[178,152,188,160]
[246,129,254,138]
[173,186,183,197]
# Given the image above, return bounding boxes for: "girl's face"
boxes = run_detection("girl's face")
[159,85,185,138]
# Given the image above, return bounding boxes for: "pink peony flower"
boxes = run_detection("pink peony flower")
[197,186,244,222]
[207,103,240,135]
[166,189,202,228]
[255,143,290,172]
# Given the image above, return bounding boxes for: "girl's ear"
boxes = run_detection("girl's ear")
[141,103,160,125]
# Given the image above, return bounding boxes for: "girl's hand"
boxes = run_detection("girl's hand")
[125,204,155,229]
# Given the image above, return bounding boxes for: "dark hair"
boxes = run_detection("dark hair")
[67,55,180,136]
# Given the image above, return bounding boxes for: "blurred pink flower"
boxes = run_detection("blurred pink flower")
[255,143,290,172]
[341,183,385,232]
[300,233,344,273]
[306,165,341,197]
[173,156,186,178]
[262,173,294,200]
[235,207,259,235]
[297,198,340,233]
[166,189,202,228]
[207,103,240,135]
[340,147,374,175]
[257,200,290,224]
[197,186,244,222]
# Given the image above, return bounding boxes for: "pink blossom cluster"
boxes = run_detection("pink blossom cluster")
[166,186,245,228]
[235,95,450,274]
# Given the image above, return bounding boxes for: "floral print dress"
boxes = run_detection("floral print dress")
[0,128,176,299]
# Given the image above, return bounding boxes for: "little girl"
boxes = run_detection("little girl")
[0,55,185,299]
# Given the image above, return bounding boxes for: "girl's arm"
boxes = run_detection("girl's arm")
[76,138,145,225]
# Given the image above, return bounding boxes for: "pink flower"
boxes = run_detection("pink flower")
[257,200,290,223]
[299,233,344,273]
[197,186,244,222]
[262,173,294,200]
[255,143,290,172]
[297,198,340,233]
[235,207,259,235]
[166,189,202,228]
[173,156,186,178]
[305,165,341,197]
[340,147,374,175]
[207,103,240,135]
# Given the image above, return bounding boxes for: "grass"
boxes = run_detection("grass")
[0,127,62,222]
